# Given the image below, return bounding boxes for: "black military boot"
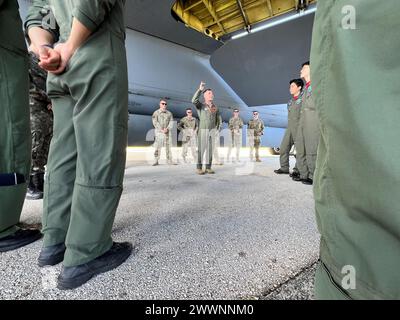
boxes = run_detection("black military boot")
[38,243,66,267]
[274,168,289,174]
[26,172,44,200]
[292,175,303,182]
[290,171,300,178]
[302,178,313,185]
[57,242,133,290]
[37,171,45,192]
[0,229,42,252]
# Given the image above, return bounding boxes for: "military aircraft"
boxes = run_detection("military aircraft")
[18,0,316,152]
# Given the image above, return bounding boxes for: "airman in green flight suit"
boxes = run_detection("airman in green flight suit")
[312,0,400,299]
[0,0,42,252]
[192,81,222,175]
[293,62,320,185]
[25,0,132,290]
[274,79,303,176]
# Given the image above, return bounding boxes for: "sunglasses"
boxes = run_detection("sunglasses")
[161,102,167,105]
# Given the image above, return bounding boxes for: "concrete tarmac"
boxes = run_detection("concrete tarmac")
[0,150,319,300]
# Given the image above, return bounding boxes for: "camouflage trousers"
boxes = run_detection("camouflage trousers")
[227,133,242,161]
[30,103,53,172]
[182,135,197,160]
[154,132,172,161]
[248,136,261,160]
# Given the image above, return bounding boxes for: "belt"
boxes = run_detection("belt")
[0,173,26,186]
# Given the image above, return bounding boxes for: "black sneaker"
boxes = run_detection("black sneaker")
[0,229,42,252]
[274,169,289,174]
[57,242,133,290]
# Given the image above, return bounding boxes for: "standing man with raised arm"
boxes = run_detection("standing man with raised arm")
[25,0,132,290]
[0,0,42,252]
[274,79,304,176]
[192,81,221,175]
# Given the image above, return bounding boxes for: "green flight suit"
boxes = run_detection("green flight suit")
[279,94,303,172]
[192,89,221,170]
[212,113,223,163]
[311,0,400,299]
[152,109,174,162]
[296,84,320,180]
[0,0,31,239]
[247,119,264,161]
[25,0,128,267]
[178,116,198,161]
[227,116,244,161]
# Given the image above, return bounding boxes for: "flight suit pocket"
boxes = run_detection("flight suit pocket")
[314,164,338,243]
[109,124,127,186]
[64,29,106,72]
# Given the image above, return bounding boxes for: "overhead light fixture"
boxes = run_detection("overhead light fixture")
[231,5,317,40]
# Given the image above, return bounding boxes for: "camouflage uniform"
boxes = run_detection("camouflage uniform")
[178,116,198,162]
[247,119,264,161]
[152,109,174,163]
[29,52,53,173]
[227,116,244,161]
